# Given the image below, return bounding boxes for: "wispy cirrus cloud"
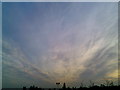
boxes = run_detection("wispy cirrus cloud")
[3,39,55,88]
[3,2,118,88]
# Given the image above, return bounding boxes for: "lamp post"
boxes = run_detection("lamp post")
[56,82,60,89]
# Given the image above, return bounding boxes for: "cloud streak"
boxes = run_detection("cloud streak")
[3,2,118,88]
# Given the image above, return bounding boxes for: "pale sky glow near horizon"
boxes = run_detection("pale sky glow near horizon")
[2,2,118,88]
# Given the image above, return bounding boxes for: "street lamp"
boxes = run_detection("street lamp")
[56,82,60,89]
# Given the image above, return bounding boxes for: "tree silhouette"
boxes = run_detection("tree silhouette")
[62,83,66,89]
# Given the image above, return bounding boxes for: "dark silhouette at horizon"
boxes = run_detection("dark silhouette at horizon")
[1,81,120,90]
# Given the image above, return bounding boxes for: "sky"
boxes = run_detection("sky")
[2,2,118,88]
